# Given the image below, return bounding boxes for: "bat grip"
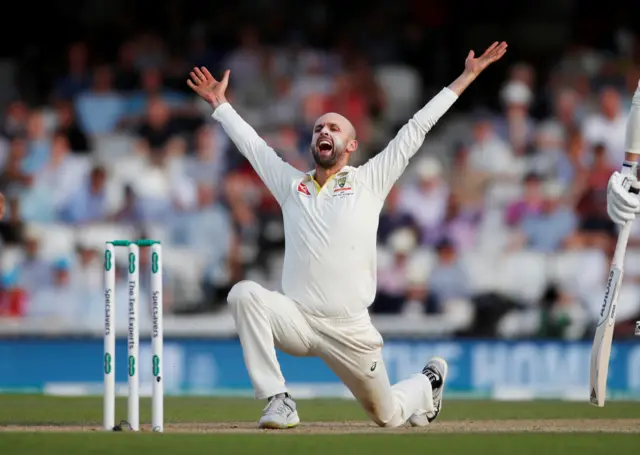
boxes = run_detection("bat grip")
[612,221,633,268]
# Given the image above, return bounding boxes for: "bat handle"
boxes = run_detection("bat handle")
[612,221,633,268]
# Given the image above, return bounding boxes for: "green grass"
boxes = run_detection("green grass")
[0,395,638,455]
[1,434,638,455]
[0,395,638,424]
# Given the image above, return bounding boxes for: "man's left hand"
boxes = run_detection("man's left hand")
[464,41,508,76]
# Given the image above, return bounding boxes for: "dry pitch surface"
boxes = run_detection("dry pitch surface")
[2,398,638,455]
[1,396,640,434]
[2,419,640,434]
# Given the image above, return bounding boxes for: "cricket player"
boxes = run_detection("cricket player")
[607,79,640,225]
[188,41,508,429]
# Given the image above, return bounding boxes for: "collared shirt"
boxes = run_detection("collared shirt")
[212,88,458,317]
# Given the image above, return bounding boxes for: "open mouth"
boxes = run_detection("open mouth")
[317,139,333,154]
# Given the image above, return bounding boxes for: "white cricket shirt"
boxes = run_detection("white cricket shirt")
[212,87,458,317]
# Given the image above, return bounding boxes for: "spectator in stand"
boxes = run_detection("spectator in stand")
[15,227,52,295]
[53,42,91,102]
[23,110,50,175]
[572,143,616,248]
[0,273,26,317]
[113,41,141,92]
[510,181,577,252]
[434,193,482,251]
[373,228,419,314]
[0,137,33,196]
[505,173,545,227]
[427,238,472,314]
[125,67,188,119]
[185,124,227,186]
[53,101,90,153]
[1,100,30,140]
[495,80,536,156]
[135,97,182,157]
[74,65,126,135]
[58,165,111,224]
[448,142,489,210]
[468,113,520,179]
[553,127,589,188]
[582,86,626,166]
[377,185,419,246]
[25,258,81,321]
[398,156,449,246]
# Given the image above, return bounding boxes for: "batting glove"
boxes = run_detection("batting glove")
[607,171,640,225]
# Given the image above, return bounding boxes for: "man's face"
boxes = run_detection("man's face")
[148,98,170,126]
[438,246,456,264]
[472,120,492,143]
[556,91,576,122]
[542,196,559,213]
[524,178,542,201]
[600,88,620,119]
[90,169,106,193]
[54,267,70,286]
[51,135,70,162]
[25,238,38,258]
[310,113,357,169]
[79,247,96,265]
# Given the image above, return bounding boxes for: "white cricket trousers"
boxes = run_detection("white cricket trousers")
[228,280,435,428]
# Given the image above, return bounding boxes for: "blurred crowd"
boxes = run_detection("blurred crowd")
[1,12,640,339]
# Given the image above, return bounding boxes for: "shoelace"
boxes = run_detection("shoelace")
[263,398,293,416]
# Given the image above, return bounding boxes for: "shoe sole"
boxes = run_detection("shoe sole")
[259,412,300,429]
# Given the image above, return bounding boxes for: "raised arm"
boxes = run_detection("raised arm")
[187,67,302,205]
[358,42,508,199]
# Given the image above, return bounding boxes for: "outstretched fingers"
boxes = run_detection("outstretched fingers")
[482,42,508,62]
[483,41,500,55]
[188,71,201,86]
[194,67,207,82]
[201,66,214,80]
[494,45,508,60]
[186,67,229,101]
[188,67,216,87]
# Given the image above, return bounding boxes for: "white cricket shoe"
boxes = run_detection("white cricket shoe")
[258,394,300,429]
[408,356,448,427]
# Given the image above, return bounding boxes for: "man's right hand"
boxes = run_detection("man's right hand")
[607,171,640,225]
[187,67,230,109]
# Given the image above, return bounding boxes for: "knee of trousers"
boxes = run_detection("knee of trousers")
[371,413,402,429]
[227,280,265,311]
[360,398,402,428]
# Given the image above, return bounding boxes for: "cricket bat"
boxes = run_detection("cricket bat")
[589,219,632,407]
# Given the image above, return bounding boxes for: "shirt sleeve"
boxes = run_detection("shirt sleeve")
[357,87,458,199]
[212,103,303,205]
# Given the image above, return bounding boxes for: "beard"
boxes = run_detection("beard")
[311,137,345,169]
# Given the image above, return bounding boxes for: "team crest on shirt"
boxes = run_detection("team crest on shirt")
[332,174,354,197]
[297,182,311,196]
